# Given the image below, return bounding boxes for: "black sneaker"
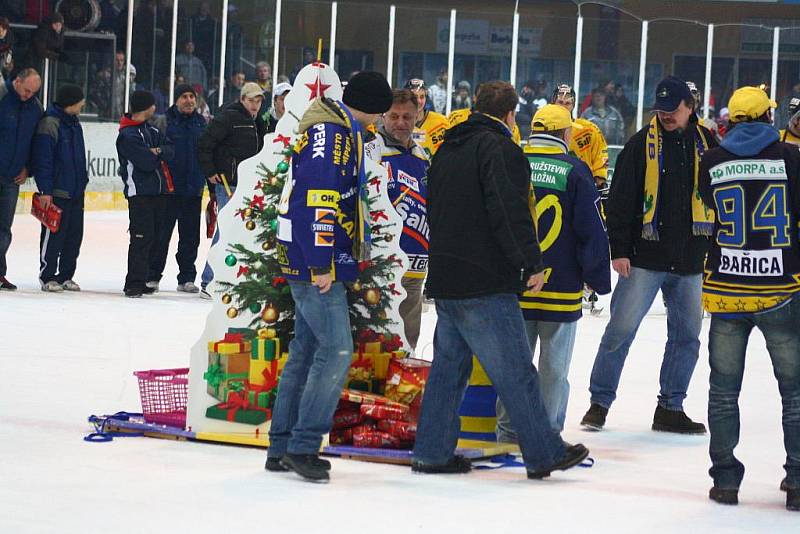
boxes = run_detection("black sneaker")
[652,406,706,434]
[709,487,738,505]
[142,285,157,295]
[266,456,331,472]
[0,276,17,291]
[124,288,143,298]
[411,455,471,474]
[280,453,330,483]
[527,443,590,479]
[781,477,789,492]
[580,404,608,431]
[788,489,800,512]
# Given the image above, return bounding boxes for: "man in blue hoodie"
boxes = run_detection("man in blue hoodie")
[117,90,175,298]
[0,68,42,290]
[32,84,88,292]
[698,86,800,511]
[149,84,206,293]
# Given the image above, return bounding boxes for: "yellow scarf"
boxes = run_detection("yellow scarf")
[643,115,714,240]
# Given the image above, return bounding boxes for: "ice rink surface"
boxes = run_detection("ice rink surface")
[1,211,797,533]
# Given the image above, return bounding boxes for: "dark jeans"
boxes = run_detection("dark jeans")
[708,296,800,490]
[148,195,202,285]
[268,281,354,456]
[0,181,19,277]
[413,294,566,472]
[39,194,85,283]
[125,195,167,292]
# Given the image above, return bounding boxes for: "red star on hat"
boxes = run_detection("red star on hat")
[305,75,331,100]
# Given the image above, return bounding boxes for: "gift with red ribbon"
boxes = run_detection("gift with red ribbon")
[205,390,271,425]
[208,332,251,354]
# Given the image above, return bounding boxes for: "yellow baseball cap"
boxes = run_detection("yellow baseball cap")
[727,86,777,123]
[530,104,583,132]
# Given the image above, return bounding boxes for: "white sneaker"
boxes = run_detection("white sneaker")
[199,288,212,300]
[41,280,64,292]
[61,280,81,291]
[145,281,159,292]
[177,282,200,293]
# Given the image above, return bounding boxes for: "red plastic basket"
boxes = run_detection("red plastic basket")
[133,368,189,428]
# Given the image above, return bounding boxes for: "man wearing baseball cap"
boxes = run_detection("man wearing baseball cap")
[264,81,291,133]
[698,86,800,511]
[780,96,800,146]
[495,104,610,440]
[581,76,718,434]
[267,72,393,483]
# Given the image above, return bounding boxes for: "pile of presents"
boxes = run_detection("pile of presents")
[203,329,432,451]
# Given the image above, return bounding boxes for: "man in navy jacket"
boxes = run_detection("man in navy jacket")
[117,90,175,298]
[149,84,206,293]
[32,84,88,292]
[0,68,41,290]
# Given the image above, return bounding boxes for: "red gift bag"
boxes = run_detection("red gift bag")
[205,197,218,238]
[160,160,175,193]
[31,194,62,233]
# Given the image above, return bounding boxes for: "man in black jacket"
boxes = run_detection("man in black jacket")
[413,81,589,479]
[581,76,717,434]
[198,82,267,297]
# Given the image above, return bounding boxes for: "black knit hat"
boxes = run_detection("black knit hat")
[130,90,156,114]
[343,71,392,114]
[55,84,84,108]
[174,83,196,99]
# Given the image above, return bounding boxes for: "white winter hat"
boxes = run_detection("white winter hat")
[274,82,292,97]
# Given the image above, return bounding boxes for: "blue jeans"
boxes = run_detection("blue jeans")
[589,266,702,410]
[201,184,235,289]
[0,181,19,277]
[268,281,354,456]
[413,294,566,472]
[496,320,578,437]
[708,296,800,490]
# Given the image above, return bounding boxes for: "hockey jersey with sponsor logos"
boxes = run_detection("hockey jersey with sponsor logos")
[699,121,800,315]
[518,135,611,322]
[366,128,430,279]
[276,98,361,283]
[412,110,448,158]
[569,117,609,185]
[780,128,800,146]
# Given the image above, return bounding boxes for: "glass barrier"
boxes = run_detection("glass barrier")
[280,0,332,85]
[176,0,224,112]
[713,24,773,120]
[776,25,800,130]
[580,5,642,144]
[129,0,174,93]
[334,1,389,80]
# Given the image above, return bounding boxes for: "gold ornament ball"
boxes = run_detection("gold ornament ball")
[377,310,387,320]
[269,177,278,187]
[352,280,362,292]
[364,288,381,306]
[245,220,256,231]
[243,208,253,218]
[384,234,393,242]
[262,305,278,323]
[221,293,232,304]
[226,307,239,319]
[262,240,273,251]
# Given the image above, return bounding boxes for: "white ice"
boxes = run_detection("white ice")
[1,211,796,533]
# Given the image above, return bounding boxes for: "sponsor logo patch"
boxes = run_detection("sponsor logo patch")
[307,189,340,208]
[396,169,420,192]
[312,208,335,246]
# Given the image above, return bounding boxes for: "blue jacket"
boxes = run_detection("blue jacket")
[155,106,206,196]
[277,99,360,282]
[519,134,611,322]
[116,115,176,198]
[32,105,88,199]
[0,78,43,183]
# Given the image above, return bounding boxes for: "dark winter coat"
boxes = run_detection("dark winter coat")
[154,105,206,196]
[32,104,88,199]
[197,101,267,188]
[0,78,43,183]
[607,114,717,274]
[116,115,175,198]
[425,112,544,299]
[30,17,64,64]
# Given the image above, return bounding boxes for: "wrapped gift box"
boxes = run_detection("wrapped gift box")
[205,391,270,425]
[384,358,431,410]
[207,332,252,355]
[251,338,280,361]
[204,351,249,401]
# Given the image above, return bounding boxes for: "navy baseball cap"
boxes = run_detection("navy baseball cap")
[653,76,692,112]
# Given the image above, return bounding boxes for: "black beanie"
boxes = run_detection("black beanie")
[174,83,196,100]
[130,90,156,114]
[343,72,393,114]
[55,84,84,108]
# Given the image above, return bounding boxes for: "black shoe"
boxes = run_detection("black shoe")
[528,443,590,479]
[0,276,17,290]
[580,404,608,431]
[266,455,331,472]
[788,489,800,512]
[411,455,472,474]
[781,477,789,492]
[142,285,157,295]
[709,487,738,505]
[124,288,143,298]
[280,453,330,483]
[652,406,706,434]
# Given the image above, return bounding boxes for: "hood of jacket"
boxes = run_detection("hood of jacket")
[721,121,780,157]
[47,104,78,125]
[118,114,144,131]
[445,112,511,147]
[297,98,348,135]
